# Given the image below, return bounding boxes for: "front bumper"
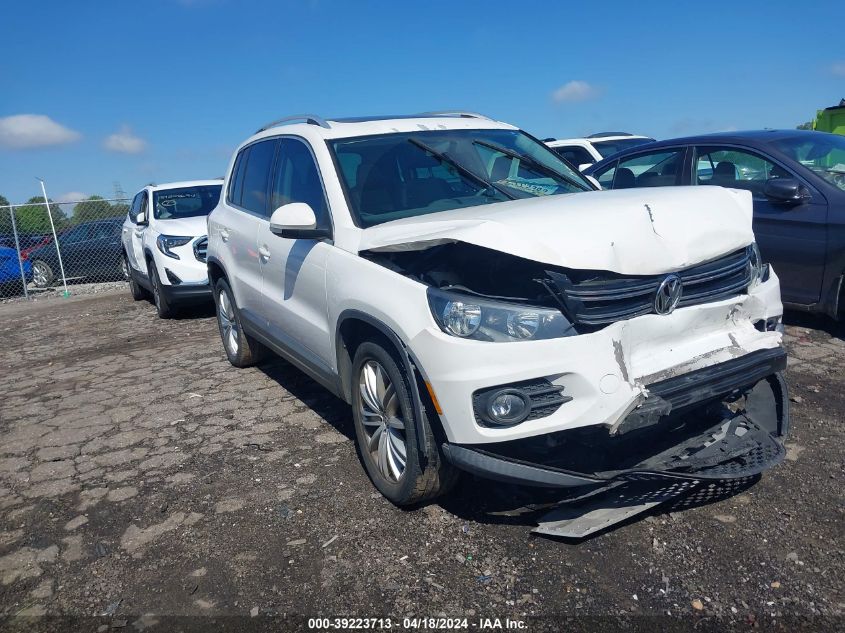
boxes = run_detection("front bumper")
[159,281,212,305]
[414,272,784,445]
[442,354,788,488]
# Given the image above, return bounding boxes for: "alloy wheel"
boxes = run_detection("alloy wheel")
[32,262,49,287]
[217,289,239,355]
[358,360,407,482]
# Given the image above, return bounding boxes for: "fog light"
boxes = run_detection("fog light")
[486,390,530,426]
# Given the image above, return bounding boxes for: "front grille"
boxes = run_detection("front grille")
[547,247,752,328]
[193,236,208,263]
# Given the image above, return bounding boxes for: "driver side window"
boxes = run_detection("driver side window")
[270,139,329,226]
[695,147,786,198]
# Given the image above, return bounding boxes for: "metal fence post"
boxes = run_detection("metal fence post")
[7,205,29,300]
[36,177,70,297]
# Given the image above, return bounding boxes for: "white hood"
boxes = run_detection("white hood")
[357,186,754,275]
[153,215,209,237]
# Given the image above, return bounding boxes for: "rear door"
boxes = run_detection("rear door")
[258,137,333,368]
[59,224,95,277]
[693,145,828,304]
[210,139,278,321]
[131,192,148,275]
[89,221,123,278]
[123,193,143,270]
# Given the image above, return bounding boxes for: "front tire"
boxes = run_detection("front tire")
[149,262,175,319]
[214,278,266,367]
[31,260,54,288]
[351,341,456,506]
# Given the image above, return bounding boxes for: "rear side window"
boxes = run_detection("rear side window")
[129,192,143,223]
[614,149,684,188]
[270,139,329,225]
[239,140,277,216]
[553,145,595,167]
[228,148,249,207]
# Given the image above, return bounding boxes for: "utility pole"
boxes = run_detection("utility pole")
[36,177,70,297]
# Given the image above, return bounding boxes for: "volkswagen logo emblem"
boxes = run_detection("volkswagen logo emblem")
[654,274,683,315]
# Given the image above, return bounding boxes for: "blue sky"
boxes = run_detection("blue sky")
[1,0,843,206]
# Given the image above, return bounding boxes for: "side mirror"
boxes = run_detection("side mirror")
[135,211,147,225]
[584,175,602,190]
[269,202,331,239]
[763,178,810,205]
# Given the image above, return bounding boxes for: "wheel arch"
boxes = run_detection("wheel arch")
[206,255,227,289]
[335,310,442,459]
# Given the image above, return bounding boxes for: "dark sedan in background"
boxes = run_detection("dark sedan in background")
[27,218,124,288]
[585,130,845,318]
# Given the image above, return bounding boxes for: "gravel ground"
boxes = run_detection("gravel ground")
[0,281,125,305]
[0,291,842,632]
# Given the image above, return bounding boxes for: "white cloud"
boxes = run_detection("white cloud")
[831,61,845,77]
[0,114,81,149]
[55,191,89,211]
[552,81,601,103]
[103,125,147,154]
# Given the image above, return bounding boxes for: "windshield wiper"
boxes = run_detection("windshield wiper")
[407,138,515,200]
[471,139,591,192]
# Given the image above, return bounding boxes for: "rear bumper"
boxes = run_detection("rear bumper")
[442,350,788,489]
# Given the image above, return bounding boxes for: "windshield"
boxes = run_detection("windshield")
[329,129,593,228]
[153,185,222,220]
[592,137,655,159]
[771,135,845,192]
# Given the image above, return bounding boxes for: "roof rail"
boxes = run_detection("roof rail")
[587,132,634,139]
[256,114,331,133]
[417,110,493,120]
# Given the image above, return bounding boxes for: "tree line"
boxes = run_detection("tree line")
[0,194,130,236]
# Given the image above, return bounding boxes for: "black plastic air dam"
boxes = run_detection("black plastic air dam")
[442,353,788,489]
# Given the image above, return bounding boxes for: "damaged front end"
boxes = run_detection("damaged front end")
[444,354,789,538]
[358,195,787,535]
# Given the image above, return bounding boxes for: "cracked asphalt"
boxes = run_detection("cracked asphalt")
[0,290,842,631]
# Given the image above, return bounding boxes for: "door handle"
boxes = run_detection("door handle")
[258,245,271,261]
[220,229,230,242]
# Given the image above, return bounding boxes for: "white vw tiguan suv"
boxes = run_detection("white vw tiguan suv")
[207,113,788,515]
[122,180,222,318]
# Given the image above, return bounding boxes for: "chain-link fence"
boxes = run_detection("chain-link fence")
[0,197,131,300]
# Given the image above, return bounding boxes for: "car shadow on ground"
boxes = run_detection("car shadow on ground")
[256,356,354,439]
[784,310,844,340]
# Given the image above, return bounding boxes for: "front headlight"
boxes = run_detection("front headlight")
[156,235,193,260]
[427,287,577,342]
[748,242,764,289]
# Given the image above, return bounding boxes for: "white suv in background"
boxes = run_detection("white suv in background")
[546,132,654,170]
[206,113,787,523]
[122,180,222,318]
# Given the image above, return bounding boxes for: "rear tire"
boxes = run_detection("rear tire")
[214,277,266,367]
[351,340,457,506]
[149,262,175,319]
[125,255,144,301]
[31,260,54,288]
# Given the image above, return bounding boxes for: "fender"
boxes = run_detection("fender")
[206,254,228,283]
[335,309,434,464]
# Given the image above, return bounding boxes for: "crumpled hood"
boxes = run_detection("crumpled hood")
[153,215,208,237]
[357,186,754,275]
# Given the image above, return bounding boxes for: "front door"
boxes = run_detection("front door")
[694,146,828,305]
[258,137,333,370]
